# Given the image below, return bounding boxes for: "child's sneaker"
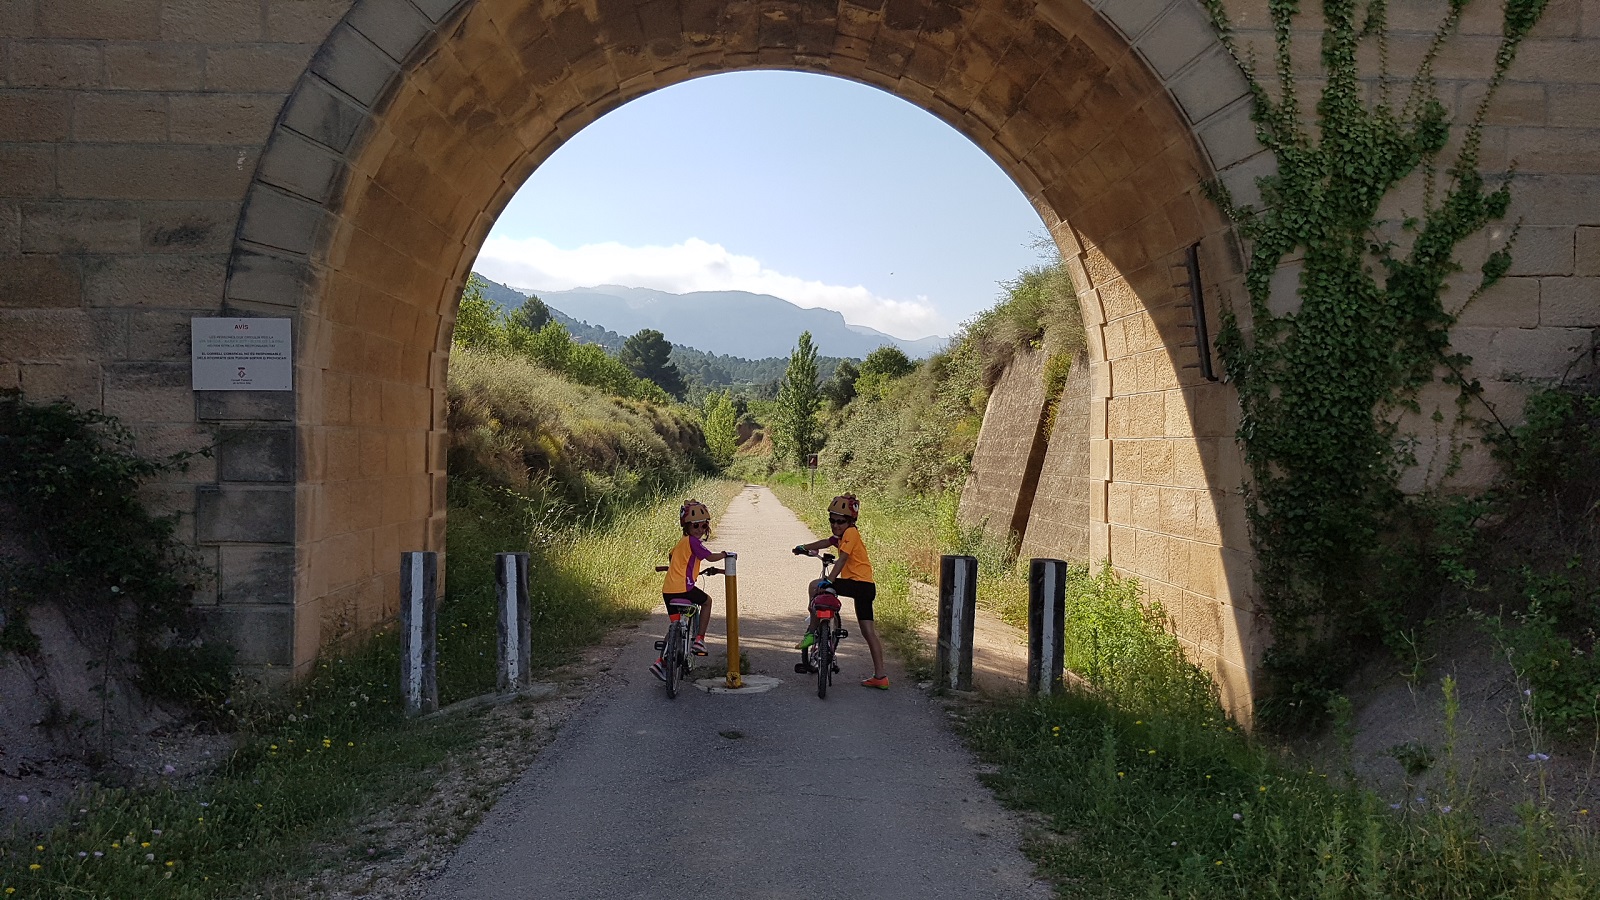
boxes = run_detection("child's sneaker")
[794,633,815,650]
[650,658,666,681]
[691,637,708,656]
[860,674,890,690]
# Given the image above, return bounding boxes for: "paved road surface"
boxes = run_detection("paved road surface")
[423,486,1051,899]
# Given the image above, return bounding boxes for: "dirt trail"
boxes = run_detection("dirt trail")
[419,485,1052,899]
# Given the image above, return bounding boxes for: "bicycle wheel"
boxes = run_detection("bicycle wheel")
[664,621,681,699]
[815,622,831,699]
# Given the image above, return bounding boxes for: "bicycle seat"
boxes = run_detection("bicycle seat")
[666,601,698,612]
[809,593,842,612]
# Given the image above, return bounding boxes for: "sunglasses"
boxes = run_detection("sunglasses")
[829,516,851,525]
[689,522,710,529]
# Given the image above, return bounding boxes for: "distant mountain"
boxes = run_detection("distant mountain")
[468,274,846,390]
[519,284,945,360]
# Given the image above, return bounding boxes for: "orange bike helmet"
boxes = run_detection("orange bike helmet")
[679,499,711,525]
[827,493,859,520]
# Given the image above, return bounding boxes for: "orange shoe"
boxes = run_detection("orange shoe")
[860,675,889,690]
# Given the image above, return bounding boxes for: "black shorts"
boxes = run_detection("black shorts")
[829,579,877,622]
[662,587,711,613]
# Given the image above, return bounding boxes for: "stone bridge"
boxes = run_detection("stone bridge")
[2,0,1594,716]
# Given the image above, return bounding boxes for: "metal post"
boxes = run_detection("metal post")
[723,553,743,689]
[496,551,532,691]
[1028,558,1068,697]
[400,551,438,717]
[935,554,978,692]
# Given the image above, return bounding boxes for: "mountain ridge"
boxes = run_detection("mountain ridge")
[492,281,944,360]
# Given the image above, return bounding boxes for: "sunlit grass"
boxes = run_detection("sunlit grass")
[0,477,743,899]
[768,471,1599,898]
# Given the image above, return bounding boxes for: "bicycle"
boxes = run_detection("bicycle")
[793,551,848,699]
[652,563,725,699]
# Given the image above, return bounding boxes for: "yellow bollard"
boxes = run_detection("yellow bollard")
[724,552,743,689]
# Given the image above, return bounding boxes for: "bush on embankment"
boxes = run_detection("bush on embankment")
[819,260,1082,498]
[447,345,709,517]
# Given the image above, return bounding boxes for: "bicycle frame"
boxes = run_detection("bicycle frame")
[801,552,847,699]
[653,563,723,699]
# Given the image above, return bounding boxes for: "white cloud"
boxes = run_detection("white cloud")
[472,236,947,339]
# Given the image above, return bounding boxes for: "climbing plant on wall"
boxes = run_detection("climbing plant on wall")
[1201,0,1548,727]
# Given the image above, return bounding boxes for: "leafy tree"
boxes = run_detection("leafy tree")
[855,345,916,401]
[620,329,687,399]
[452,277,506,351]
[859,345,914,380]
[773,331,823,467]
[822,359,858,408]
[509,294,551,333]
[702,391,740,468]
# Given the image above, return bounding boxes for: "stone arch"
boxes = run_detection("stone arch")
[222,0,1263,708]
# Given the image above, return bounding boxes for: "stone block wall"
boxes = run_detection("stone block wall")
[0,0,358,670]
[958,349,1051,549]
[1019,349,1092,565]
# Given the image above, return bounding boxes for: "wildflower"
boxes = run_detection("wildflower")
[34,846,42,851]
[1232,813,1242,821]
[93,852,103,858]
[1258,786,1266,793]
[28,865,40,872]
[199,802,210,808]
[77,852,87,858]
[1440,806,1453,814]
[162,764,176,775]
[348,742,355,748]
[1171,841,1178,846]
[141,842,150,848]
[1389,803,1401,810]
[1117,772,1125,778]
[1135,720,1142,725]
[145,853,155,862]
[15,796,25,804]
[7,888,16,894]
[1215,860,1223,866]
[1580,809,1590,816]
[152,829,162,836]
[1528,752,1550,762]
[165,861,175,868]
[1147,749,1156,755]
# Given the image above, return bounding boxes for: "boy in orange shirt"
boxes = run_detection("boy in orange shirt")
[791,493,889,689]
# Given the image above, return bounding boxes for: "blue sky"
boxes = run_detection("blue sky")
[470,70,1049,341]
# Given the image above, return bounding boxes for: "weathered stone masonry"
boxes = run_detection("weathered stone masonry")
[3,0,1595,717]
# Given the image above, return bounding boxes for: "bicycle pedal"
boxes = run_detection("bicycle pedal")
[838,631,849,639]
[653,640,666,651]
[831,664,840,674]
[794,662,817,674]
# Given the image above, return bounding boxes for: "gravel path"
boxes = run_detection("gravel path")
[419,485,1052,899]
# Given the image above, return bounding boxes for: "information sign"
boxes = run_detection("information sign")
[191,318,292,391]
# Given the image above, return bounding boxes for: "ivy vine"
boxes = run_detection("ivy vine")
[1201,0,1548,727]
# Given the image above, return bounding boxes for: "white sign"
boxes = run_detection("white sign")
[192,318,292,391]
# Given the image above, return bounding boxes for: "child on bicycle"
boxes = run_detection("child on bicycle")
[791,493,889,689]
[651,498,732,681]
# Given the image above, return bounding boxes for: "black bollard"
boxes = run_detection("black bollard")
[400,551,439,716]
[936,554,978,692]
[1028,558,1068,697]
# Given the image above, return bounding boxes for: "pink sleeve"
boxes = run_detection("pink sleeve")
[689,535,711,560]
